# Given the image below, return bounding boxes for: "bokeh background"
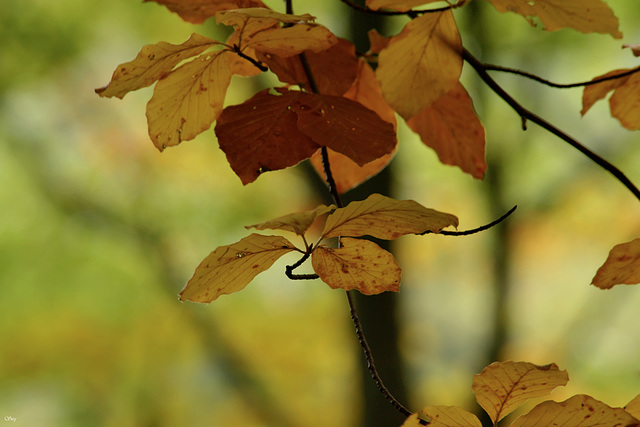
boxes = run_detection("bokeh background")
[1,1,640,426]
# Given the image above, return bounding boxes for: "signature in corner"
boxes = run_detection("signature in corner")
[3,416,16,423]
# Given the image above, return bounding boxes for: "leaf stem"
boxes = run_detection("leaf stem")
[422,205,518,236]
[462,47,640,203]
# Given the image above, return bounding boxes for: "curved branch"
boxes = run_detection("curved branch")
[462,48,640,203]
[422,205,517,236]
[285,248,319,280]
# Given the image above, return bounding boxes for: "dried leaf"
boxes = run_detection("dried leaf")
[311,238,401,295]
[581,69,632,116]
[245,24,337,57]
[377,11,462,119]
[147,50,233,150]
[95,33,221,99]
[367,29,390,54]
[245,204,335,236]
[216,7,315,28]
[402,407,482,427]
[510,395,640,427]
[367,0,442,12]
[472,361,569,423]
[180,234,296,303]
[144,0,267,24]
[485,0,622,38]
[407,82,486,179]
[322,193,458,240]
[592,238,640,289]
[215,89,320,184]
[625,394,640,419]
[609,73,640,130]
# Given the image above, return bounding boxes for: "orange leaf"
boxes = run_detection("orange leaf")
[180,234,296,303]
[377,10,462,119]
[95,33,221,99]
[321,193,458,240]
[592,238,640,289]
[215,89,320,184]
[581,69,632,116]
[147,50,233,150]
[366,0,442,12]
[311,238,401,295]
[245,204,335,236]
[609,73,640,130]
[143,0,267,24]
[485,0,622,38]
[367,29,390,54]
[472,361,568,423]
[510,395,640,427]
[625,394,640,419]
[407,82,486,179]
[401,407,482,427]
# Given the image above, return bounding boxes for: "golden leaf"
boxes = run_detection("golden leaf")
[625,394,640,420]
[592,238,640,289]
[146,50,233,150]
[510,395,640,427]
[216,7,315,28]
[367,0,443,12]
[245,205,335,236]
[377,11,462,119]
[321,193,458,240]
[244,24,338,57]
[144,0,267,24]
[311,238,401,295]
[485,0,622,38]
[472,361,568,423]
[407,82,486,179]
[179,234,296,303]
[401,407,482,427]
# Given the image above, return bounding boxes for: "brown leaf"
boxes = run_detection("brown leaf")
[144,0,267,24]
[485,0,622,38]
[581,69,632,116]
[146,50,233,150]
[321,193,458,240]
[609,73,640,130]
[245,204,335,236]
[377,11,462,119]
[472,361,568,423]
[592,238,640,289]
[215,89,320,184]
[366,0,442,12]
[95,33,221,99]
[407,82,486,179]
[402,407,482,427]
[311,238,401,295]
[510,395,640,427]
[180,234,296,303]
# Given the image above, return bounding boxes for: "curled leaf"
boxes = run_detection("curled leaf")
[592,238,640,289]
[245,204,335,236]
[179,234,296,303]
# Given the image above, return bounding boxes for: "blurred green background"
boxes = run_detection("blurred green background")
[1,1,640,426]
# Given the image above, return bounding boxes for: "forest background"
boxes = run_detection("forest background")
[1,0,640,426]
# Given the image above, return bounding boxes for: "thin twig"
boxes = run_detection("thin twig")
[233,47,268,72]
[285,247,319,280]
[462,48,640,203]
[422,206,517,236]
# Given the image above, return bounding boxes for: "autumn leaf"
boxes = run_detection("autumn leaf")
[179,234,297,303]
[581,69,632,115]
[367,29,390,54]
[311,238,401,295]
[407,82,486,179]
[401,407,482,427]
[625,394,640,419]
[367,0,443,12]
[245,204,335,236]
[321,193,457,240]
[591,238,640,289]
[472,361,568,423]
[377,10,462,119]
[581,68,640,130]
[144,0,267,24]
[485,0,622,39]
[510,395,640,427]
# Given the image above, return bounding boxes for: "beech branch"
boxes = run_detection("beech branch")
[422,205,517,236]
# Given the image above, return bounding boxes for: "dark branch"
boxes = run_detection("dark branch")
[233,47,268,72]
[462,48,640,203]
[285,248,319,280]
[422,205,517,236]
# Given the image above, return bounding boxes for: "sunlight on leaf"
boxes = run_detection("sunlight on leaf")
[510,394,640,427]
[592,238,640,289]
[322,193,458,239]
[401,406,482,427]
[366,0,443,12]
[472,361,568,423]
[180,234,297,303]
[407,82,486,179]
[485,0,622,38]
[144,0,267,24]
[245,204,335,236]
[377,10,462,119]
[311,238,401,295]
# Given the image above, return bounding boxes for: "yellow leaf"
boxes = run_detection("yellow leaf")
[401,407,482,427]
[472,361,568,423]
[511,395,640,427]
[581,69,632,116]
[245,24,338,57]
[485,0,622,39]
[146,50,233,151]
[366,0,443,12]
[179,234,297,303]
[625,394,640,419]
[321,193,458,240]
[245,204,335,236]
[406,82,486,179]
[216,7,315,28]
[143,0,267,24]
[592,238,640,289]
[311,238,401,295]
[377,10,462,119]
[95,33,221,99]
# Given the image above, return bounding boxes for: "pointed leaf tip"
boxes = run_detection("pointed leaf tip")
[592,238,640,289]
